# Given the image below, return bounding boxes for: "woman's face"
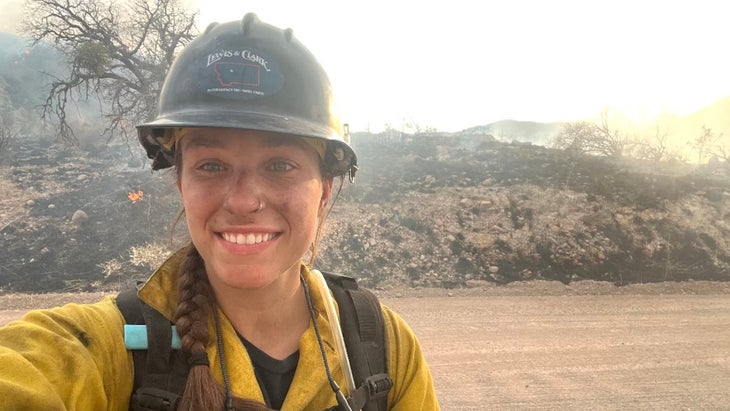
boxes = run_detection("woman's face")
[176,128,333,291]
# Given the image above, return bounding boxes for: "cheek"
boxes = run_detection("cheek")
[278,192,309,217]
[280,184,323,218]
[178,178,216,217]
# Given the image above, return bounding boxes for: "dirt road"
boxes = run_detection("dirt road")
[2,282,730,410]
[382,292,730,410]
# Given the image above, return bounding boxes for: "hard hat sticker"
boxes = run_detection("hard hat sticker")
[200,48,283,100]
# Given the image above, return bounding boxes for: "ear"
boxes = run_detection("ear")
[319,177,334,212]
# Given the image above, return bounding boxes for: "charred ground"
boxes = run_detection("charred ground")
[1,133,729,292]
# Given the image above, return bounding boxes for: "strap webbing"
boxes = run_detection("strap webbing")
[118,289,188,411]
[324,272,391,411]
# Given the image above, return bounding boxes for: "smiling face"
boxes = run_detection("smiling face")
[176,128,333,291]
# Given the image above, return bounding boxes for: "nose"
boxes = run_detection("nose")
[223,172,265,214]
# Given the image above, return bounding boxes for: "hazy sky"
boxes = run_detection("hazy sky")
[2,0,729,132]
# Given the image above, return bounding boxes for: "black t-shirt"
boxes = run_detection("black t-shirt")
[240,336,300,410]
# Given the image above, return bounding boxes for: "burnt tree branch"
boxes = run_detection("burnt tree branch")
[23,0,197,144]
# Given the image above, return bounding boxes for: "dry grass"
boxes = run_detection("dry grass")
[0,171,33,231]
[129,242,170,269]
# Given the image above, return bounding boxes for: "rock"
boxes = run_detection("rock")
[489,266,500,274]
[71,209,89,225]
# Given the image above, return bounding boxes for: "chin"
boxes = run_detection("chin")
[215,264,286,289]
[218,271,272,290]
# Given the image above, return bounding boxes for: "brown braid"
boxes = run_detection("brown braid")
[173,244,225,411]
[173,244,275,411]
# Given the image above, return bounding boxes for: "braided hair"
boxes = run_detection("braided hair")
[173,244,274,411]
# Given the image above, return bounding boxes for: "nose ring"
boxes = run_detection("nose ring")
[256,201,264,212]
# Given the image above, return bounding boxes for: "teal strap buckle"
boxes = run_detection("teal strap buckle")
[124,325,182,349]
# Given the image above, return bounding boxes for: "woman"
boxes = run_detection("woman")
[0,13,439,411]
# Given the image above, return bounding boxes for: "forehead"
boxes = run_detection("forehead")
[180,128,309,151]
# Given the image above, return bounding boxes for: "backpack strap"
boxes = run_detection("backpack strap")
[117,288,189,411]
[323,272,393,411]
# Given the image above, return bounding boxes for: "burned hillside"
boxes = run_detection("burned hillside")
[320,133,730,288]
[1,133,729,292]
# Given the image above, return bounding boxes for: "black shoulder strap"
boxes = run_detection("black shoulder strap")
[323,272,393,411]
[117,288,189,411]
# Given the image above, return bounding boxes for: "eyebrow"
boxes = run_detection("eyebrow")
[180,133,225,150]
[262,134,307,149]
[181,131,309,151]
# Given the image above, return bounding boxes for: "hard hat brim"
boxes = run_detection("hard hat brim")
[137,110,356,175]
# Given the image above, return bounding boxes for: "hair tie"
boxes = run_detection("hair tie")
[188,352,210,367]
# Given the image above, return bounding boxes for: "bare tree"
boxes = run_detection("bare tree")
[635,123,671,161]
[591,109,632,158]
[713,139,730,162]
[551,110,633,158]
[23,0,197,143]
[708,128,729,163]
[688,125,722,164]
[549,121,600,155]
[401,118,438,136]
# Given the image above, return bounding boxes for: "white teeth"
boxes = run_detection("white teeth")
[223,232,273,245]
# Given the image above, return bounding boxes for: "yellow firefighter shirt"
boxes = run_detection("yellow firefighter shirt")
[0,254,440,410]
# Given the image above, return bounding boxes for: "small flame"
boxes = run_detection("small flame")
[128,191,144,203]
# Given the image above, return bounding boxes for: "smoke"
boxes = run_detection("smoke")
[0,0,24,34]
